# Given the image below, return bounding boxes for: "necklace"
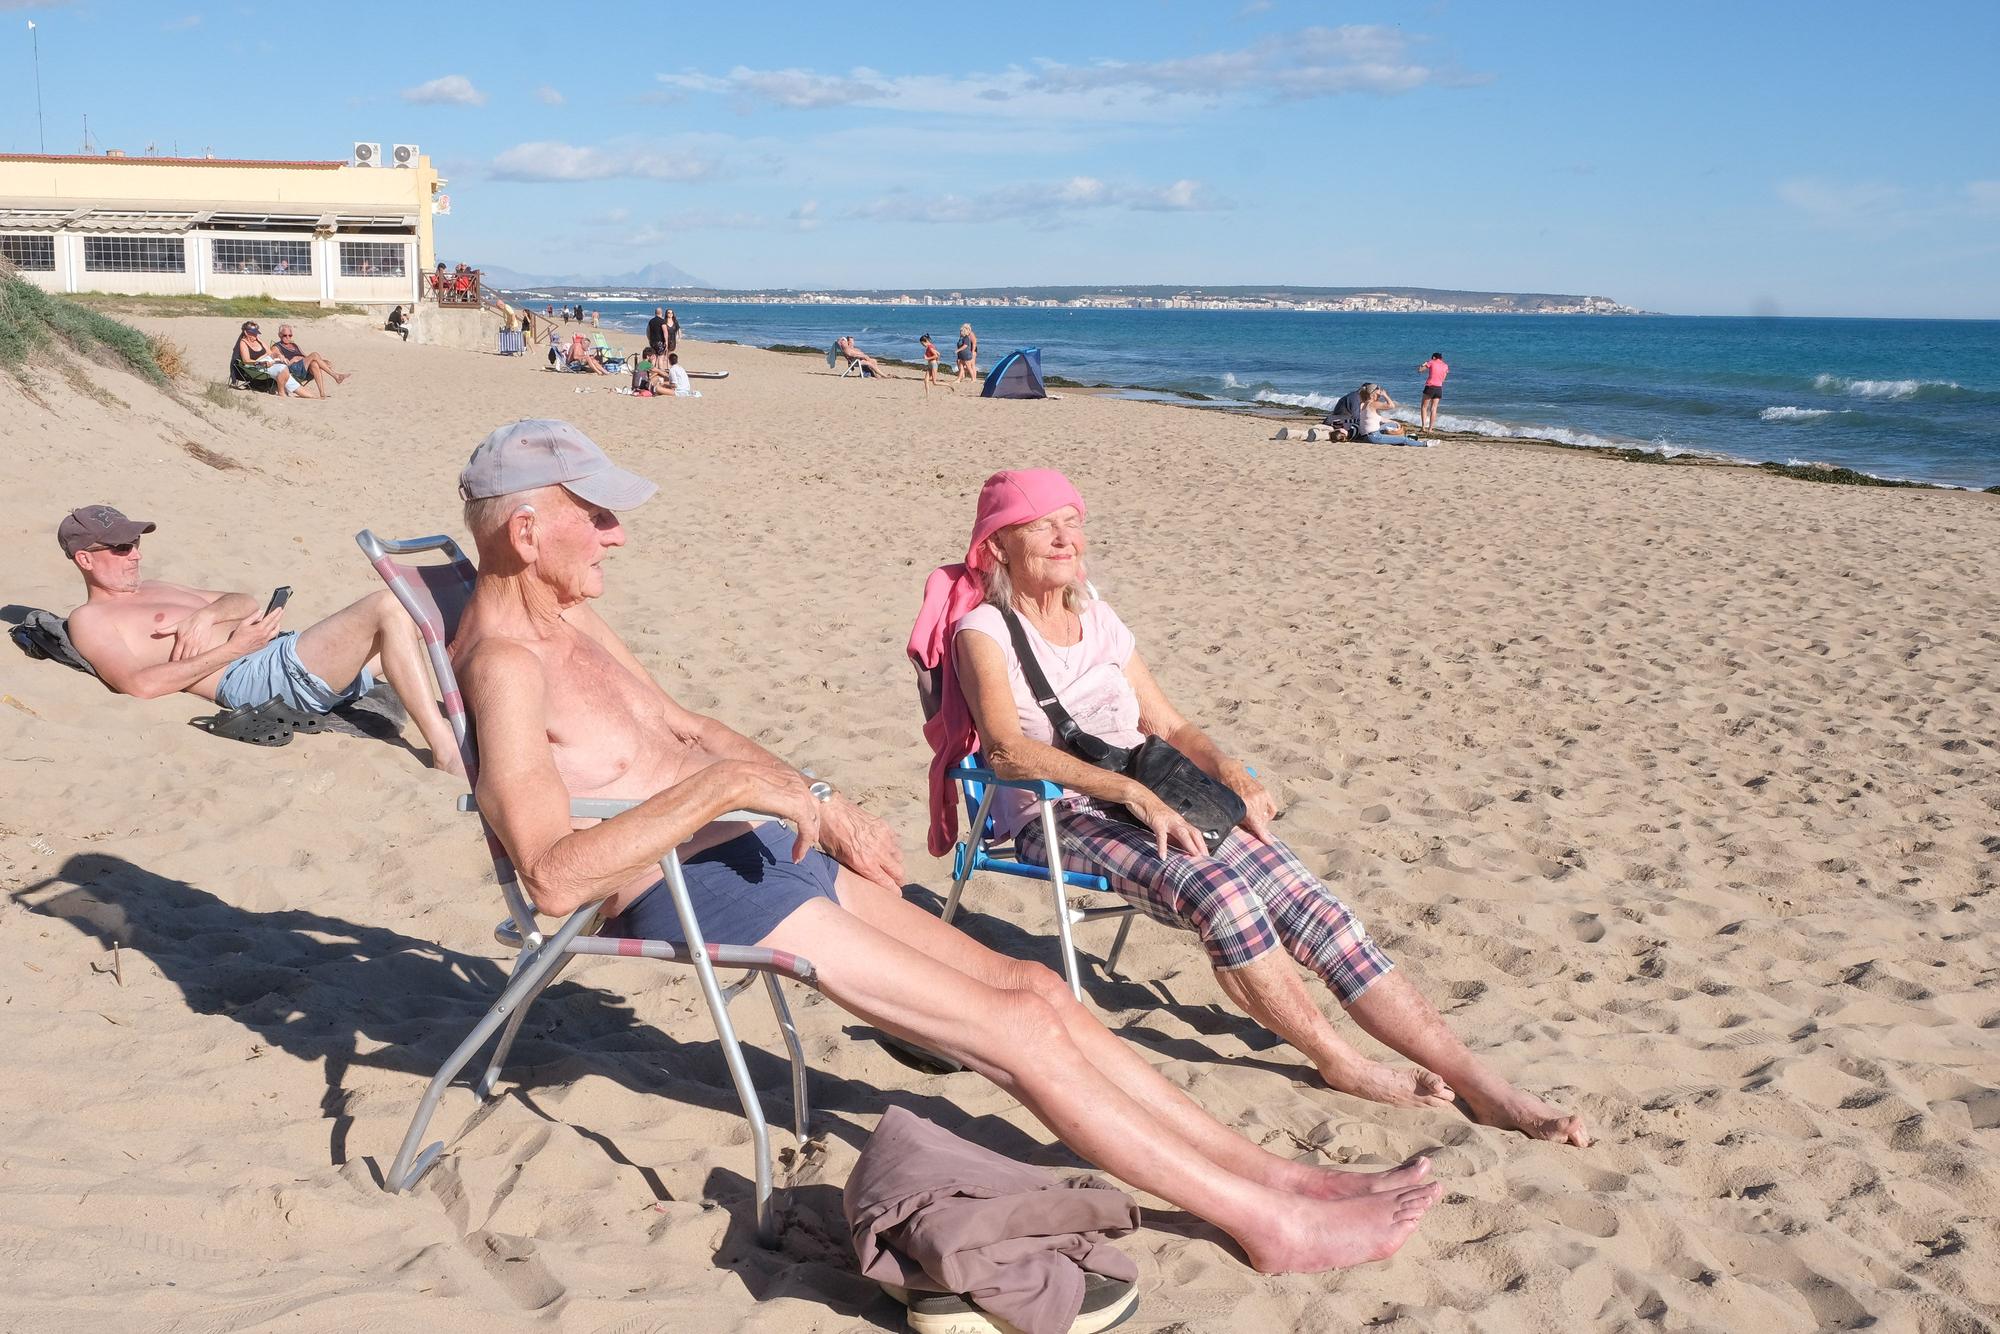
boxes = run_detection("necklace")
[1021,603,1083,672]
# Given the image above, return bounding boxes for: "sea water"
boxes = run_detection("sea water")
[566,302,2000,490]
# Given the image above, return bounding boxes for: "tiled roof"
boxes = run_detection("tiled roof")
[0,154,345,169]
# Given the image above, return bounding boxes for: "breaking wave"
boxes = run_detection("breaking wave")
[1254,388,1340,411]
[1760,406,1835,421]
[1812,374,1961,400]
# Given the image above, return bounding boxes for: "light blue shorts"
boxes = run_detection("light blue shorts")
[216,631,374,713]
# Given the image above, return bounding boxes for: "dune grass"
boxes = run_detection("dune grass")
[0,271,169,386]
[69,292,367,319]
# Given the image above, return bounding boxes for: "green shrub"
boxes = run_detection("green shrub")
[1,271,168,385]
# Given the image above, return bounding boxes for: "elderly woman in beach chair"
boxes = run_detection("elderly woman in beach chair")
[909,469,1587,1146]
[230,321,323,398]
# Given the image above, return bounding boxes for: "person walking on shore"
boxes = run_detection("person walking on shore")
[920,332,944,389]
[955,323,979,383]
[1417,352,1448,434]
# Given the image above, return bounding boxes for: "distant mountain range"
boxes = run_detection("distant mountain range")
[478,259,710,290]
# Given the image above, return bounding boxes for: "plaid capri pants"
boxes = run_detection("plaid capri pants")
[1015,803,1395,1005]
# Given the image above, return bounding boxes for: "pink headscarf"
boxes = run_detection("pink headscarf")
[908,469,1087,856]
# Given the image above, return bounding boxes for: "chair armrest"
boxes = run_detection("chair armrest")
[955,767,1064,801]
[456,793,776,823]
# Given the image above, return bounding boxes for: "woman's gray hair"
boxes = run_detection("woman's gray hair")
[981,554,1089,615]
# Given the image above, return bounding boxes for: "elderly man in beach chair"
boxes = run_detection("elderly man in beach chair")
[231,321,322,398]
[450,419,1443,1275]
[910,470,1587,1147]
[834,335,894,378]
[55,503,462,771]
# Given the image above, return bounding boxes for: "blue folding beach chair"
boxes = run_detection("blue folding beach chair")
[941,753,1137,1002]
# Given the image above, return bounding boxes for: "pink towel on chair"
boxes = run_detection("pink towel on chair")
[908,469,1086,857]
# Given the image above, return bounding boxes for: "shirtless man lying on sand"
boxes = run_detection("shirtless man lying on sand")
[58,504,462,775]
[450,419,1442,1273]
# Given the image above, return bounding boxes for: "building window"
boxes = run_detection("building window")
[210,237,313,276]
[338,241,408,278]
[0,234,57,271]
[82,235,186,273]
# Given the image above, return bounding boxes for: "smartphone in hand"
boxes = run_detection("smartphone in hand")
[264,586,292,617]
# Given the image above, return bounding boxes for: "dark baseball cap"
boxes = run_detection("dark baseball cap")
[58,504,155,557]
[458,419,657,510]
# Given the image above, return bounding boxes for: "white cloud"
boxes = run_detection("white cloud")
[490,140,721,183]
[533,84,565,106]
[658,27,1481,120]
[662,65,888,109]
[849,175,1227,225]
[403,74,487,107]
[790,200,822,231]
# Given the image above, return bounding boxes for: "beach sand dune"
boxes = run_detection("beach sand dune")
[2,315,1995,1331]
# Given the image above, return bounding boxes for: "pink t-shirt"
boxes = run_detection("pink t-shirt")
[1424,357,1449,388]
[954,599,1145,839]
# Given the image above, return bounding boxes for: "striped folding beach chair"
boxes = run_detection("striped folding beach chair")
[356,529,816,1244]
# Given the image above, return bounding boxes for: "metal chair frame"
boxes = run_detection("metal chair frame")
[941,754,1137,1002]
[357,529,816,1244]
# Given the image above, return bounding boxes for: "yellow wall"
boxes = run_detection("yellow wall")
[0,154,442,269]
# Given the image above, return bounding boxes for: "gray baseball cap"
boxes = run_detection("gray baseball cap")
[457,419,657,510]
[58,504,156,557]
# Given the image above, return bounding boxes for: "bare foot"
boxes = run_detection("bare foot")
[1241,1182,1442,1273]
[1320,1059,1457,1111]
[1461,1086,1589,1147]
[335,372,353,384]
[1289,1154,1432,1201]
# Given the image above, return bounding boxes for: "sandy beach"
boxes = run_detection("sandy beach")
[2,312,1996,1332]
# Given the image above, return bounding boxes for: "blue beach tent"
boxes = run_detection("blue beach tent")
[981,347,1046,399]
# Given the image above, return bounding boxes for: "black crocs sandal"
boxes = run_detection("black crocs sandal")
[190,699,327,746]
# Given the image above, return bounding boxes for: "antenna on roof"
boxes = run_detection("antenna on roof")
[82,114,91,154]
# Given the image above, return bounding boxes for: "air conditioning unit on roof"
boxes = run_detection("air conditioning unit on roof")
[391,143,420,168]
[351,141,380,168]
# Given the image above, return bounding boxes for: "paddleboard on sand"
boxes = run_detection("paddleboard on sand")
[688,370,730,380]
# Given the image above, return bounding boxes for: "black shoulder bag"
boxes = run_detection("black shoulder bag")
[999,606,1244,854]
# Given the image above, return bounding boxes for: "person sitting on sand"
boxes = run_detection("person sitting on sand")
[835,335,892,378]
[451,420,1443,1274]
[232,321,321,399]
[1328,383,1424,448]
[662,352,699,398]
[273,324,353,393]
[56,505,462,775]
[567,333,608,375]
[385,306,410,342]
[914,470,1587,1145]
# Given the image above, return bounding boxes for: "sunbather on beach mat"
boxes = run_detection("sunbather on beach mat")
[451,419,1441,1274]
[54,504,462,775]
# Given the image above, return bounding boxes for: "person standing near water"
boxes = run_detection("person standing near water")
[1417,352,1449,434]
[955,323,978,382]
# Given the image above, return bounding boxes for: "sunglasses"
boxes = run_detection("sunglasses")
[93,541,140,556]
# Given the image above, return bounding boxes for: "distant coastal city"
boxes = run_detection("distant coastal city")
[491,282,1641,317]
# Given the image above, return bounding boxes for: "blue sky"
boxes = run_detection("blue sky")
[4,1,1997,317]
